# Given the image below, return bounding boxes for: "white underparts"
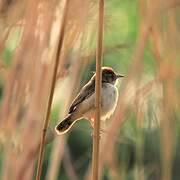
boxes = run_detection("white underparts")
[101,83,118,120]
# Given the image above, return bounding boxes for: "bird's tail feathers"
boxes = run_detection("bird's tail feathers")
[55,114,75,135]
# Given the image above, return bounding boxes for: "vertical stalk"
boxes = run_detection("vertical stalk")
[36,0,70,180]
[92,0,104,180]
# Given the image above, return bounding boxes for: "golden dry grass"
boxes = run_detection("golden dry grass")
[0,0,180,180]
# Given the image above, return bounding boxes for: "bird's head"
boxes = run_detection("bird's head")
[101,67,124,85]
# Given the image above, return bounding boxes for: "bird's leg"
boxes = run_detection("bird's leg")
[99,128,107,134]
[89,118,106,138]
[89,119,97,137]
[89,119,95,137]
[89,118,94,129]
[100,120,108,135]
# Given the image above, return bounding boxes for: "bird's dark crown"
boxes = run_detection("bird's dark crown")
[91,67,124,85]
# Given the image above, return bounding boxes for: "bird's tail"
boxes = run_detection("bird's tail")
[55,114,75,135]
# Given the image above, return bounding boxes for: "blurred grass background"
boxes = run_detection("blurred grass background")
[0,0,180,180]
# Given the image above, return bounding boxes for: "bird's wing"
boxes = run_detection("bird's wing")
[68,80,95,114]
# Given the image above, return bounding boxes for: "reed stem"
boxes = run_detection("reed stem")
[36,1,70,179]
[92,0,104,180]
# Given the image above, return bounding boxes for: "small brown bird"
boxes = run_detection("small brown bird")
[55,67,124,135]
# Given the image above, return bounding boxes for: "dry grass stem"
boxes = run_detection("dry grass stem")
[0,0,179,179]
[36,0,70,179]
[92,0,104,180]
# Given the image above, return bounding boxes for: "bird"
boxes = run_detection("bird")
[55,67,124,135]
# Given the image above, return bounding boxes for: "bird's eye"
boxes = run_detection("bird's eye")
[107,73,112,77]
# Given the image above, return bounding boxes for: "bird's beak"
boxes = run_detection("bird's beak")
[116,74,124,79]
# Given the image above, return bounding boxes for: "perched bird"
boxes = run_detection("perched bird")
[55,67,124,135]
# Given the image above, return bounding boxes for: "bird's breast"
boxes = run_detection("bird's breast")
[101,83,118,120]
